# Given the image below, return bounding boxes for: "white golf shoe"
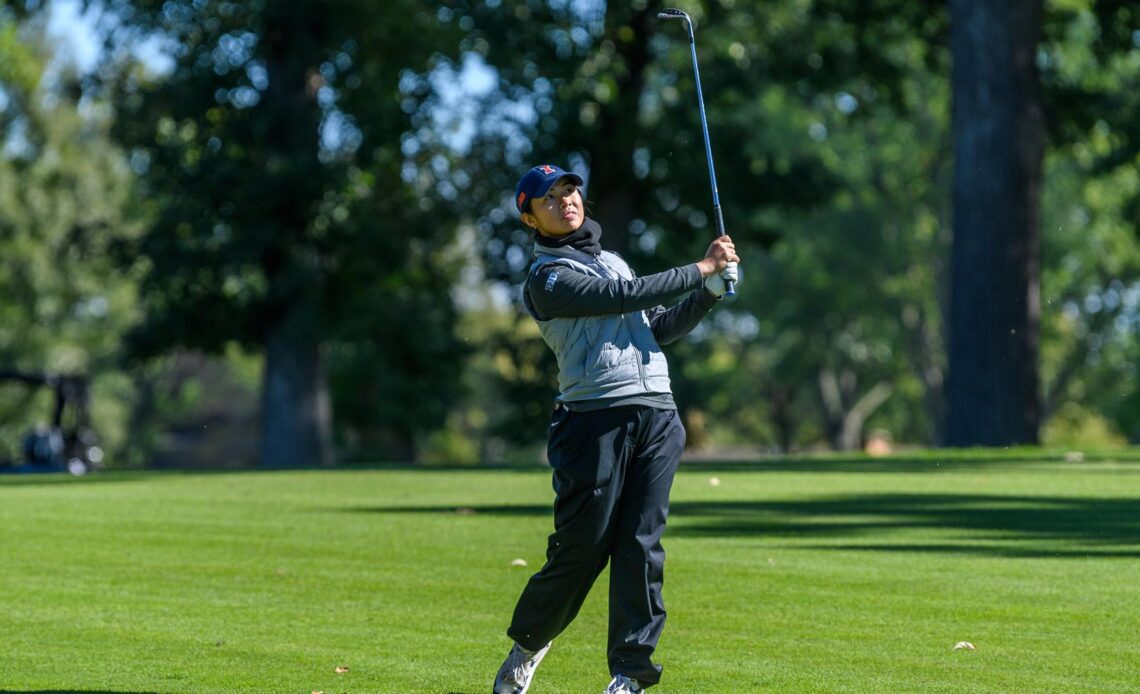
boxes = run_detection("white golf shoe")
[492,641,551,694]
[602,674,645,693]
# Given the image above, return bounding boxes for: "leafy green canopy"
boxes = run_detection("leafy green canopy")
[1039,0,1140,441]
[0,8,143,462]
[101,0,472,458]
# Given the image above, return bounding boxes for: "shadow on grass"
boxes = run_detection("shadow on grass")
[667,494,1140,558]
[361,493,1140,558]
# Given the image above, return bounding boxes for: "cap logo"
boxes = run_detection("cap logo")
[539,165,556,174]
[517,192,527,209]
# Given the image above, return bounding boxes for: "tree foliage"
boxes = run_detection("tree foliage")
[0,6,141,461]
[1037,0,1140,442]
[4,0,1138,466]
[101,0,470,463]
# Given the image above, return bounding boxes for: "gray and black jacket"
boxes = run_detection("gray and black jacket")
[522,242,718,412]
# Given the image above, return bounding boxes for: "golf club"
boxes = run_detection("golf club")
[658,8,736,298]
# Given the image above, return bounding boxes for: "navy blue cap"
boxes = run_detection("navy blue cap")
[515,164,585,213]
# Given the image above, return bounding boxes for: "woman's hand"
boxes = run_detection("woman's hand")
[696,235,740,277]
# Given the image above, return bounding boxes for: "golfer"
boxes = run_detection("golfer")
[493,164,739,694]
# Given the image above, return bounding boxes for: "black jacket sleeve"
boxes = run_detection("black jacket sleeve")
[527,262,706,320]
[645,288,720,345]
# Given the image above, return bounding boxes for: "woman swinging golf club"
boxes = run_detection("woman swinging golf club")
[493,164,739,694]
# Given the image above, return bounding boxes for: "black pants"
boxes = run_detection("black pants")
[507,404,686,687]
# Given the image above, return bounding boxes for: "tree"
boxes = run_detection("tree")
[0,5,141,460]
[103,1,468,464]
[945,0,1045,446]
[1036,1,1140,443]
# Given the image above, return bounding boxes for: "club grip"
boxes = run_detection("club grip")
[712,204,736,300]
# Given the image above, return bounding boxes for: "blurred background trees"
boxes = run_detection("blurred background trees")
[0,3,140,463]
[1,0,1137,467]
[98,0,470,466]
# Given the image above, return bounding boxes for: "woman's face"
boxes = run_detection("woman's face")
[523,177,585,237]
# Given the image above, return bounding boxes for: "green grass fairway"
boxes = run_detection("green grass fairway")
[3,451,1140,693]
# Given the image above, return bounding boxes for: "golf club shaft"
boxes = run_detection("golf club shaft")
[666,10,735,297]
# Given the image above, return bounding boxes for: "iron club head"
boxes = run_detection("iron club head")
[658,8,695,42]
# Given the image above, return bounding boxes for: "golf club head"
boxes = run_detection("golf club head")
[658,8,695,42]
[657,8,690,21]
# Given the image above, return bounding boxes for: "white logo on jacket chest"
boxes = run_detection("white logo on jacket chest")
[544,271,559,292]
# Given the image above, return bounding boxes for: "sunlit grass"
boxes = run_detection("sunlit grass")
[2,450,1139,692]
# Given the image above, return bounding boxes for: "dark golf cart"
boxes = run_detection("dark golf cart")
[0,370,103,475]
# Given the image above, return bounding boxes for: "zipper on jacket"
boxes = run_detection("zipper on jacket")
[596,252,652,391]
[632,311,649,390]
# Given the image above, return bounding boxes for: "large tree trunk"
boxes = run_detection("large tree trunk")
[255,4,332,468]
[260,324,332,468]
[945,0,1043,446]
